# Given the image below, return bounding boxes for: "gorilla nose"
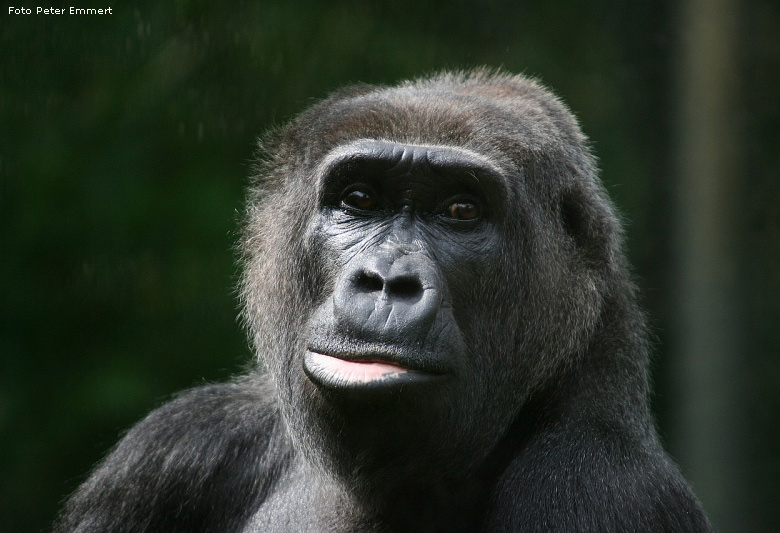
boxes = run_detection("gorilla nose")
[333,255,441,341]
[353,270,424,302]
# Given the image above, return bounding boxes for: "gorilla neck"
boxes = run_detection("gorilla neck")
[312,412,533,531]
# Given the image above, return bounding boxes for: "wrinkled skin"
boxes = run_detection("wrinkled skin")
[55,71,711,532]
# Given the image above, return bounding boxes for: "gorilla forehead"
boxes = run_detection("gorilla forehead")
[317,139,506,179]
[290,72,588,170]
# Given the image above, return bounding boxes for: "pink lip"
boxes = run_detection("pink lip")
[305,351,409,384]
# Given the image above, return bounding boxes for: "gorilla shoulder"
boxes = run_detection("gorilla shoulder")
[55,378,290,532]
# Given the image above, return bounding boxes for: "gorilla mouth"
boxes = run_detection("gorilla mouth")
[303,350,447,391]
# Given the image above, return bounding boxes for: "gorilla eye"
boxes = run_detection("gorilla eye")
[447,201,481,221]
[341,188,377,211]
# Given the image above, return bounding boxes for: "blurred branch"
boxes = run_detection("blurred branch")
[671,0,748,530]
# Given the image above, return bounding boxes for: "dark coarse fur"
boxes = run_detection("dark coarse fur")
[55,70,711,532]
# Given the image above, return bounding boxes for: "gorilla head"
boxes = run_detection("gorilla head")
[240,70,626,498]
[56,70,709,532]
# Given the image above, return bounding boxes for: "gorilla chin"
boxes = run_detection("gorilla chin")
[55,69,712,533]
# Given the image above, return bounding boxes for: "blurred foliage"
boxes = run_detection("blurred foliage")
[0,1,777,531]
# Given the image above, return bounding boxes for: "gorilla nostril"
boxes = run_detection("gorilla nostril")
[355,271,384,293]
[354,271,423,300]
[386,276,423,299]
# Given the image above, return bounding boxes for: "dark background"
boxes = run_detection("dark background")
[1,1,778,531]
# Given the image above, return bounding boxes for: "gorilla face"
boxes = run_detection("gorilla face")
[241,73,610,494]
[305,140,506,390]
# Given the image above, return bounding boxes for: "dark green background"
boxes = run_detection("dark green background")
[1,1,778,531]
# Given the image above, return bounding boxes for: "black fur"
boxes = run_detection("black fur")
[56,70,711,532]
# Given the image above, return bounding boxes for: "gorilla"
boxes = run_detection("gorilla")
[56,70,711,532]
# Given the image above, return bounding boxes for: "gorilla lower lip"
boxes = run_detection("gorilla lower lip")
[304,350,441,390]
[308,351,407,380]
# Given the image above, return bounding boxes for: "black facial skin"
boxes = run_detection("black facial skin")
[305,141,501,390]
[54,71,712,533]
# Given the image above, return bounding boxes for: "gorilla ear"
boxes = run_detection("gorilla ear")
[559,186,616,269]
